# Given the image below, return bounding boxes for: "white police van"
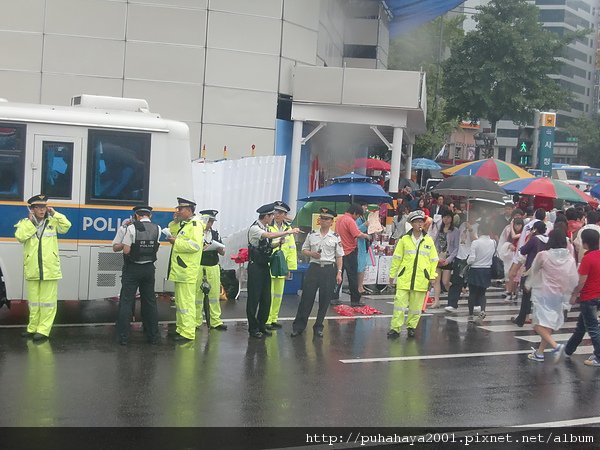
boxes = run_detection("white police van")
[0,95,193,301]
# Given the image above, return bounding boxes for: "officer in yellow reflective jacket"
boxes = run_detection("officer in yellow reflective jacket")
[266,201,297,329]
[387,210,438,339]
[196,209,227,331]
[15,194,72,341]
[166,197,204,342]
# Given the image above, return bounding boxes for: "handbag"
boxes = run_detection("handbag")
[269,249,288,277]
[490,241,504,280]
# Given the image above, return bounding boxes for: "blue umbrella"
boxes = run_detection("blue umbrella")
[590,183,600,200]
[411,158,441,170]
[331,172,371,182]
[299,180,392,203]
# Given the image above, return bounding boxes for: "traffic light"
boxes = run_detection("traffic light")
[515,127,534,168]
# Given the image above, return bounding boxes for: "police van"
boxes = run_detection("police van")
[0,95,193,302]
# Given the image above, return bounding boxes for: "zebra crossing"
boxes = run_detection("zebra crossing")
[436,286,595,356]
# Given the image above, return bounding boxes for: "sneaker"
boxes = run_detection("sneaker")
[473,306,481,313]
[527,347,544,362]
[407,328,416,338]
[478,311,486,320]
[501,292,509,299]
[583,355,600,367]
[444,306,457,313]
[551,344,565,363]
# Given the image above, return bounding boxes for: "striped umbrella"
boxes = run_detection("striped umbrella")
[499,177,599,206]
[441,158,534,181]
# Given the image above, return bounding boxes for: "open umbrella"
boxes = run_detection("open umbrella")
[411,158,441,170]
[292,201,349,227]
[299,180,392,204]
[441,158,534,182]
[590,183,600,200]
[432,175,506,201]
[500,178,598,206]
[353,158,391,171]
[332,172,372,182]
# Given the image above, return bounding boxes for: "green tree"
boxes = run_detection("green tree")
[388,16,464,158]
[442,0,576,132]
[566,115,600,167]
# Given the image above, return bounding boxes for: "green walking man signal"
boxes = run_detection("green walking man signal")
[519,142,528,153]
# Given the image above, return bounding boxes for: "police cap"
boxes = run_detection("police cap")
[199,209,218,220]
[27,194,48,206]
[256,203,275,215]
[176,197,196,209]
[133,205,153,214]
[318,207,336,219]
[407,210,425,223]
[273,201,290,213]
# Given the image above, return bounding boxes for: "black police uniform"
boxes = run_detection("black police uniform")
[246,204,274,337]
[116,210,160,344]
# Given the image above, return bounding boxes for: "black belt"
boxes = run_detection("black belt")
[310,261,335,267]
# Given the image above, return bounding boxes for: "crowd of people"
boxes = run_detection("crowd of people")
[12,187,600,367]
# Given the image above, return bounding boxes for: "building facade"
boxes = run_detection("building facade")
[0,0,390,161]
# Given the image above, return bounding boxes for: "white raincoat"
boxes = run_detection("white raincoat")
[525,248,578,330]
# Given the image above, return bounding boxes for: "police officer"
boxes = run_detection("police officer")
[196,209,227,331]
[291,208,343,338]
[166,197,204,342]
[15,194,72,341]
[247,203,300,338]
[266,201,297,330]
[387,210,439,338]
[115,206,160,345]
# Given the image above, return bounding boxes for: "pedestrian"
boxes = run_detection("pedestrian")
[15,195,72,341]
[498,217,524,302]
[196,209,227,331]
[166,197,204,342]
[115,206,161,345]
[492,202,515,238]
[511,221,548,327]
[247,203,300,338]
[291,208,343,338]
[387,210,438,338]
[525,229,578,362]
[332,203,371,307]
[565,229,600,366]
[266,201,297,330]
[445,210,479,313]
[430,208,459,309]
[573,210,600,263]
[390,205,410,244]
[356,202,370,294]
[466,221,496,321]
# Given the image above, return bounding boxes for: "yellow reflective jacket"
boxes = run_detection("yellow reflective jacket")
[389,231,438,292]
[14,211,72,281]
[167,218,204,283]
[268,221,297,277]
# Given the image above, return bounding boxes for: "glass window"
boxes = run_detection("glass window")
[0,123,26,200]
[86,130,151,205]
[41,141,74,199]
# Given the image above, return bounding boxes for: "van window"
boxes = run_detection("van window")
[41,141,74,199]
[86,130,151,205]
[0,123,26,200]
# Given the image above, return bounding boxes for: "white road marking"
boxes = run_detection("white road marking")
[446,312,580,323]
[341,350,534,363]
[478,323,578,332]
[515,415,600,427]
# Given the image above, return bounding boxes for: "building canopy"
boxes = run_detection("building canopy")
[385,0,465,35]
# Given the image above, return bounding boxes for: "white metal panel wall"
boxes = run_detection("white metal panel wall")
[191,155,286,269]
[40,74,123,105]
[201,123,276,160]
[0,31,42,72]
[210,0,283,18]
[45,0,126,39]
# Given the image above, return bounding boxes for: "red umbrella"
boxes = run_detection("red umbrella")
[353,158,391,171]
[500,178,599,207]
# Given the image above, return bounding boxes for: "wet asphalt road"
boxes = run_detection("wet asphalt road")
[1,288,600,428]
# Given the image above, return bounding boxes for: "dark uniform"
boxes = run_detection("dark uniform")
[116,206,160,345]
[246,203,275,338]
[292,208,344,337]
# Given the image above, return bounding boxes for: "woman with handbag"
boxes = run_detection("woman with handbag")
[498,218,524,302]
[431,208,459,308]
[466,221,496,321]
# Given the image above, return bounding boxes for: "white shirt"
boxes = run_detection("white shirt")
[467,235,496,268]
[302,229,344,264]
[248,221,268,247]
[122,217,157,264]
